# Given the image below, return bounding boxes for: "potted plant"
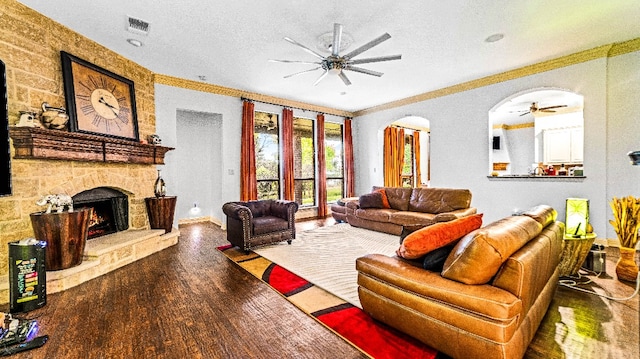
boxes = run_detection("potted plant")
[29,194,92,270]
[609,196,640,282]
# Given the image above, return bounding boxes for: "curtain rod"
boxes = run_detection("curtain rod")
[241,97,352,119]
[389,124,429,132]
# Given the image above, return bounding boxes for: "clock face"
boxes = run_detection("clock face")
[70,61,135,139]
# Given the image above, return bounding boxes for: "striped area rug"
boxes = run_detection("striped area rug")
[218,223,439,359]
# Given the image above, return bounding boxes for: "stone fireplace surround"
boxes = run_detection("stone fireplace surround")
[0,127,178,304]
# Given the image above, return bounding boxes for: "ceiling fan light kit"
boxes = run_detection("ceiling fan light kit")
[270,23,402,86]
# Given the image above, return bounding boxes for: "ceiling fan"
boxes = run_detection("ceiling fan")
[516,102,568,116]
[270,23,402,86]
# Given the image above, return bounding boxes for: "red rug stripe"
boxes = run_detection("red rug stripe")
[263,264,310,294]
[316,306,438,359]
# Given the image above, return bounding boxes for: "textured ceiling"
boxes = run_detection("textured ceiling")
[17,0,640,112]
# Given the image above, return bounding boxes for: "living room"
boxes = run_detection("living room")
[1,0,639,358]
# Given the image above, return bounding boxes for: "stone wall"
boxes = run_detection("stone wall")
[0,1,158,275]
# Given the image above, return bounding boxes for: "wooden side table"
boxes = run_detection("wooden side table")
[145,196,177,234]
[558,233,597,277]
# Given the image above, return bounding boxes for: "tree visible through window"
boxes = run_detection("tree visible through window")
[293,117,315,206]
[325,122,344,202]
[402,133,414,187]
[254,112,280,199]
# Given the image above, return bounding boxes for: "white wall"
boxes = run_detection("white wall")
[607,51,640,246]
[354,57,611,237]
[154,84,241,226]
[154,84,346,224]
[174,110,222,223]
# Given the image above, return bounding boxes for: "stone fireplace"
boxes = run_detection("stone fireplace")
[0,127,177,304]
[73,187,129,239]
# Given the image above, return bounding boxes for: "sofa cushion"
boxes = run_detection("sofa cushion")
[441,215,543,285]
[359,192,384,209]
[252,215,289,235]
[400,224,428,244]
[389,211,437,226]
[355,208,396,222]
[521,205,557,227]
[373,188,392,209]
[408,187,472,214]
[374,187,413,211]
[396,214,483,259]
[422,244,456,271]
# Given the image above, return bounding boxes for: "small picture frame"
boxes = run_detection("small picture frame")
[61,51,139,141]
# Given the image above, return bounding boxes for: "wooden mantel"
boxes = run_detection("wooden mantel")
[9,127,174,165]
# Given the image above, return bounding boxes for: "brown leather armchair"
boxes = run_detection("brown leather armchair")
[222,199,298,252]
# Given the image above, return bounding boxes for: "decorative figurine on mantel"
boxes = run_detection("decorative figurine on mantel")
[36,194,74,213]
[40,102,69,130]
[154,170,167,197]
[16,110,42,128]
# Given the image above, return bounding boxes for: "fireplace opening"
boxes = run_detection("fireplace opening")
[72,187,129,240]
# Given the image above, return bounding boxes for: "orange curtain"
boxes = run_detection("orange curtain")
[413,131,422,187]
[344,118,355,197]
[282,108,295,201]
[240,101,257,201]
[316,114,327,217]
[383,126,404,187]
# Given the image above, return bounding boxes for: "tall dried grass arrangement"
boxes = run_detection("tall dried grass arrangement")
[609,196,640,248]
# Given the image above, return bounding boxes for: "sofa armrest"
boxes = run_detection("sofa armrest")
[434,207,477,222]
[345,200,360,210]
[356,254,521,320]
[222,202,253,222]
[270,200,299,220]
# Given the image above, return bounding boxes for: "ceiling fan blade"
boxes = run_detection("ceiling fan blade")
[313,70,329,86]
[348,54,402,65]
[338,71,352,86]
[539,105,568,111]
[332,23,343,57]
[284,37,326,60]
[343,33,391,59]
[344,65,384,77]
[283,67,321,78]
[269,59,322,65]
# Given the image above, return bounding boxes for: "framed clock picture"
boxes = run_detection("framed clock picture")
[61,51,139,141]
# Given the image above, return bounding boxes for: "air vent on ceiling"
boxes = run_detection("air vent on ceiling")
[126,16,150,36]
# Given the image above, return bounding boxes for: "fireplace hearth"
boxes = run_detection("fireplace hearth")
[73,187,129,239]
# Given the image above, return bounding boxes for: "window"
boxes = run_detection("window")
[293,117,315,206]
[254,112,280,199]
[325,122,344,202]
[401,133,414,187]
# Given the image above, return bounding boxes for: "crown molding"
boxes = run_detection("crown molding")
[353,44,615,117]
[154,74,354,118]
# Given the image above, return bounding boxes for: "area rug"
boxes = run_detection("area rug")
[218,224,440,359]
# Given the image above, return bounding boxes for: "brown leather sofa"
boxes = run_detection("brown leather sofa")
[222,199,298,252]
[356,205,563,359]
[346,187,476,235]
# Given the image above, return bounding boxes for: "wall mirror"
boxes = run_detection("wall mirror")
[489,88,584,177]
[1,59,10,196]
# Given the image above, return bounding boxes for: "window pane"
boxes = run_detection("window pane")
[326,179,343,203]
[254,112,280,200]
[293,117,315,206]
[402,134,413,176]
[325,122,344,201]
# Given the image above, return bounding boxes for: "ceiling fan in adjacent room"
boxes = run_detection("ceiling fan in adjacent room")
[270,23,402,86]
[516,102,568,116]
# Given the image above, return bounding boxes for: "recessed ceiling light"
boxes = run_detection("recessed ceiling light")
[126,38,143,47]
[340,91,347,96]
[485,33,504,43]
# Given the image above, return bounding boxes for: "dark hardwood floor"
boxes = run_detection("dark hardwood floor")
[2,218,638,359]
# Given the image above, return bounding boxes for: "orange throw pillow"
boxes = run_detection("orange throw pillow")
[396,214,483,259]
[374,188,391,209]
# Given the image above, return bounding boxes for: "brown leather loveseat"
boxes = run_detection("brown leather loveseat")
[356,205,563,359]
[346,187,477,235]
